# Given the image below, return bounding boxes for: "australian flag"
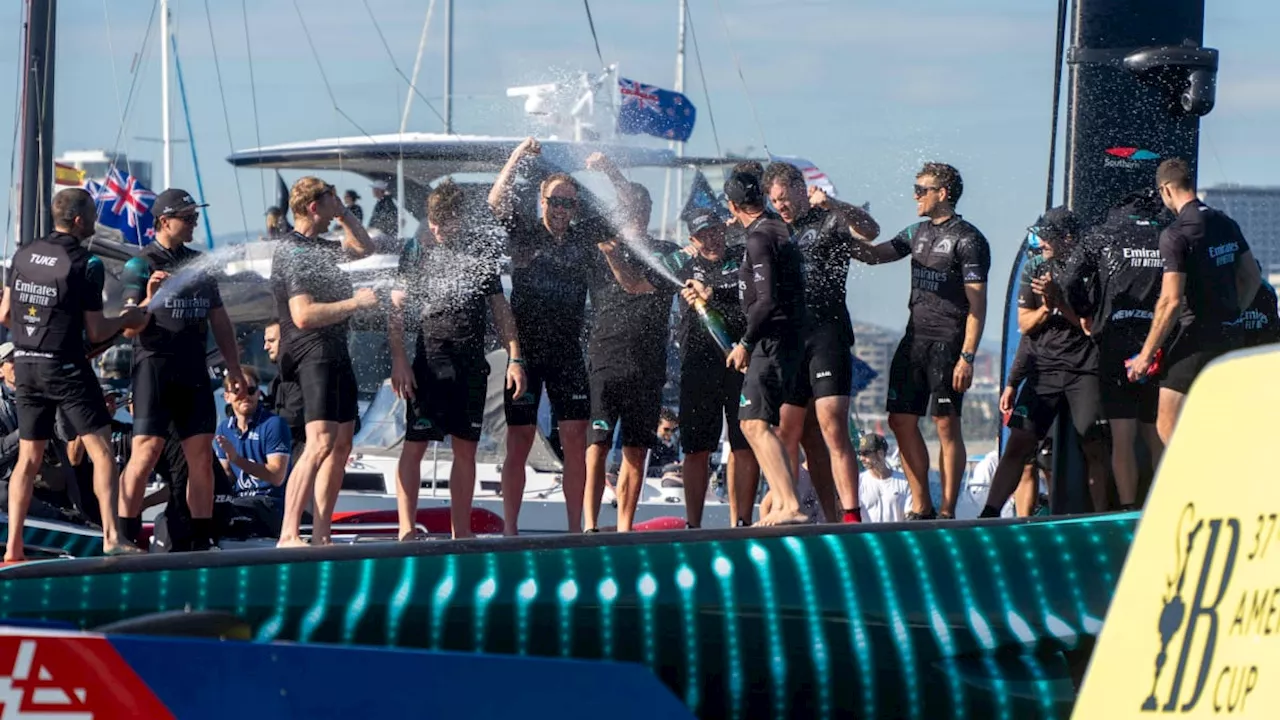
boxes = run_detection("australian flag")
[85,167,156,246]
[617,78,696,142]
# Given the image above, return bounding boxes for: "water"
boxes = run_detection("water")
[148,244,248,309]
[616,229,683,287]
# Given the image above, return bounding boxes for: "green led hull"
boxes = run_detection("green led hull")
[0,514,1137,719]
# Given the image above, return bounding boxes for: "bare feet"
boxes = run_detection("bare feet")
[756,508,810,527]
[4,553,25,563]
[276,536,310,549]
[104,542,145,556]
[452,530,475,540]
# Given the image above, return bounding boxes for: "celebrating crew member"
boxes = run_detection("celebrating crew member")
[578,153,678,533]
[980,208,1109,517]
[273,177,376,547]
[1128,158,1262,443]
[676,209,760,527]
[116,189,247,551]
[763,161,880,524]
[1231,262,1280,349]
[489,137,602,533]
[0,188,146,561]
[390,180,526,540]
[263,321,306,460]
[1060,190,1169,510]
[850,163,991,520]
[719,171,809,526]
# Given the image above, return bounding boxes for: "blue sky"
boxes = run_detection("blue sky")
[2,0,1278,340]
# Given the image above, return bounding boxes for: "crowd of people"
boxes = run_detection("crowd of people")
[0,143,1267,558]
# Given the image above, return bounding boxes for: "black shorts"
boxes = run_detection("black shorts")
[1098,348,1158,423]
[1007,369,1102,439]
[739,335,802,427]
[586,366,663,448]
[132,356,216,439]
[14,359,112,441]
[405,349,490,443]
[786,322,854,406]
[679,354,749,454]
[294,356,360,425]
[1160,331,1235,395]
[886,334,964,417]
[504,355,590,427]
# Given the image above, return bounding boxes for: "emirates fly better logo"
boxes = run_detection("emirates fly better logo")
[1105,147,1161,169]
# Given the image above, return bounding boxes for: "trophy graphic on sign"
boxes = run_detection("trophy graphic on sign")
[1142,503,1203,710]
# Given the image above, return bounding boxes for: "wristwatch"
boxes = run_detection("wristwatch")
[960,351,976,364]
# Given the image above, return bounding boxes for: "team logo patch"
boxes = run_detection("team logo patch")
[592,420,610,431]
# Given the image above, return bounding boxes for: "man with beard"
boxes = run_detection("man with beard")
[850,163,990,520]
[489,138,604,533]
[578,152,679,533]
[763,161,880,524]
[263,321,305,460]
[390,180,526,539]
[0,189,146,561]
[675,209,760,527]
[273,177,377,547]
[116,189,247,551]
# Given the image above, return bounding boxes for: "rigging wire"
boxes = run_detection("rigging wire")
[1044,0,1068,211]
[683,1,722,157]
[360,0,447,128]
[106,0,160,178]
[241,0,268,209]
[202,0,250,240]
[709,0,769,157]
[101,0,131,177]
[4,3,29,260]
[581,0,606,68]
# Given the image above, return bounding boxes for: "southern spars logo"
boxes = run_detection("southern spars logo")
[1105,147,1161,169]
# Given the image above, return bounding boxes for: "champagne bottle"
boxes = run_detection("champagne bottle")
[694,298,735,356]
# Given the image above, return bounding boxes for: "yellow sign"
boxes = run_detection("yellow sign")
[1074,346,1280,717]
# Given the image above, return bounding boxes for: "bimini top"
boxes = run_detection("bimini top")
[226,132,749,182]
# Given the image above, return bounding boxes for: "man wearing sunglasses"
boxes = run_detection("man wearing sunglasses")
[117,188,248,552]
[849,163,990,520]
[489,137,605,534]
[1128,158,1262,444]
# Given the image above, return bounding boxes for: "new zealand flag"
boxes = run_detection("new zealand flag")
[85,167,156,246]
[616,78,696,142]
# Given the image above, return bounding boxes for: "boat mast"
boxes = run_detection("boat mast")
[658,0,687,240]
[17,0,56,250]
[443,0,454,134]
[160,0,172,189]
[398,0,437,237]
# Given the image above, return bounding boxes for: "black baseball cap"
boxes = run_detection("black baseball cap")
[723,172,764,207]
[687,208,725,236]
[153,188,208,217]
[1030,206,1080,242]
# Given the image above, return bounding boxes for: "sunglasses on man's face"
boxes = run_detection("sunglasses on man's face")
[545,196,577,210]
[913,184,941,198]
[168,212,199,225]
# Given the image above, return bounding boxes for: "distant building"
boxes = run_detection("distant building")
[54,149,152,190]
[1199,185,1280,280]
[852,322,898,420]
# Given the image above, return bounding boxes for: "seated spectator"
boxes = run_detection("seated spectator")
[856,433,910,522]
[647,408,681,478]
[213,367,292,539]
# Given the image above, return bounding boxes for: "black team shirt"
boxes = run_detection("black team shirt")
[671,245,748,364]
[121,241,223,365]
[1016,253,1097,373]
[788,206,856,339]
[271,231,356,367]
[397,232,503,355]
[739,216,805,346]
[1160,199,1251,343]
[587,238,679,376]
[8,232,103,361]
[886,215,991,342]
[502,211,607,364]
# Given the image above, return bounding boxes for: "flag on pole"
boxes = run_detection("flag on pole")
[679,170,729,223]
[85,167,157,246]
[54,163,85,187]
[616,78,697,142]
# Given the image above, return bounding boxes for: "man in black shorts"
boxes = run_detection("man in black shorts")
[273,176,377,547]
[489,137,603,533]
[676,209,760,527]
[1128,158,1262,443]
[763,161,880,524]
[1060,190,1168,509]
[720,172,809,526]
[115,188,247,551]
[575,153,678,533]
[980,208,1109,517]
[390,180,526,539]
[850,163,991,519]
[0,188,146,561]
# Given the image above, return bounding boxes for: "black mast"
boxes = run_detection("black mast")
[17,0,57,249]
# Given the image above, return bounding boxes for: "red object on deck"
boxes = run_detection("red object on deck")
[331,507,505,535]
[633,516,687,532]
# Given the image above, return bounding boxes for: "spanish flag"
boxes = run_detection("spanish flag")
[54,162,84,186]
